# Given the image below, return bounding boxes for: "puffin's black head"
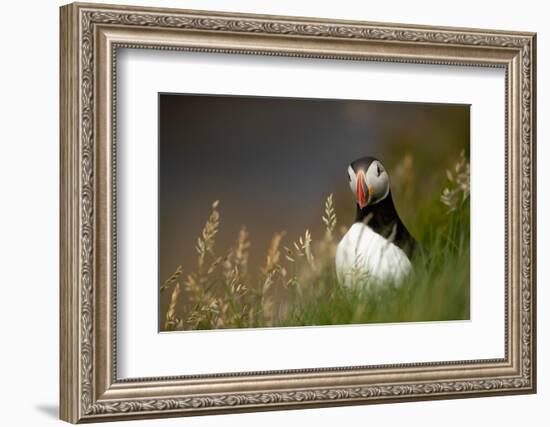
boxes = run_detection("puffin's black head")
[347,156,390,209]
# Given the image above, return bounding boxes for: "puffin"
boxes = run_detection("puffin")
[335,156,416,289]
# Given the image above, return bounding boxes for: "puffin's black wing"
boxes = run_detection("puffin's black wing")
[355,191,417,260]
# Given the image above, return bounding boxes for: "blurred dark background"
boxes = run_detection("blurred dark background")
[158,93,469,320]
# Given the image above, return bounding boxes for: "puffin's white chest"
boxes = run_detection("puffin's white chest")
[335,222,411,289]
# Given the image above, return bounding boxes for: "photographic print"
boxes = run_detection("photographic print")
[159,94,470,331]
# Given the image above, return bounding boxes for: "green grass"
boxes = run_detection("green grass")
[281,200,470,326]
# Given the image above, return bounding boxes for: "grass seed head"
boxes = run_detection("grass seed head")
[164,282,181,330]
[322,193,337,241]
[160,265,183,293]
[196,200,220,269]
[441,151,470,213]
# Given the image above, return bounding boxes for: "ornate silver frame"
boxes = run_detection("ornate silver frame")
[60,2,537,423]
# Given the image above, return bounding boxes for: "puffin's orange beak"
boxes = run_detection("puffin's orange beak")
[356,170,369,209]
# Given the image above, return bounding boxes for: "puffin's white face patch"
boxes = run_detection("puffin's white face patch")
[366,161,390,204]
[347,165,358,197]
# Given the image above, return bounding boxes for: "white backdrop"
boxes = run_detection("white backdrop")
[117,50,505,377]
[0,0,545,426]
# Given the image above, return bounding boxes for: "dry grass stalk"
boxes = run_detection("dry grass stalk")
[257,232,286,325]
[164,282,181,330]
[263,232,285,275]
[234,226,250,275]
[441,150,470,212]
[195,200,220,270]
[160,265,182,293]
[219,228,252,327]
[293,229,315,269]
[322,193,337,242]
[362,212,374,226]
[185,200,226,329]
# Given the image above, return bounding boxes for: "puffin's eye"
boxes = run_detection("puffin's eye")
[376,163,383,177]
